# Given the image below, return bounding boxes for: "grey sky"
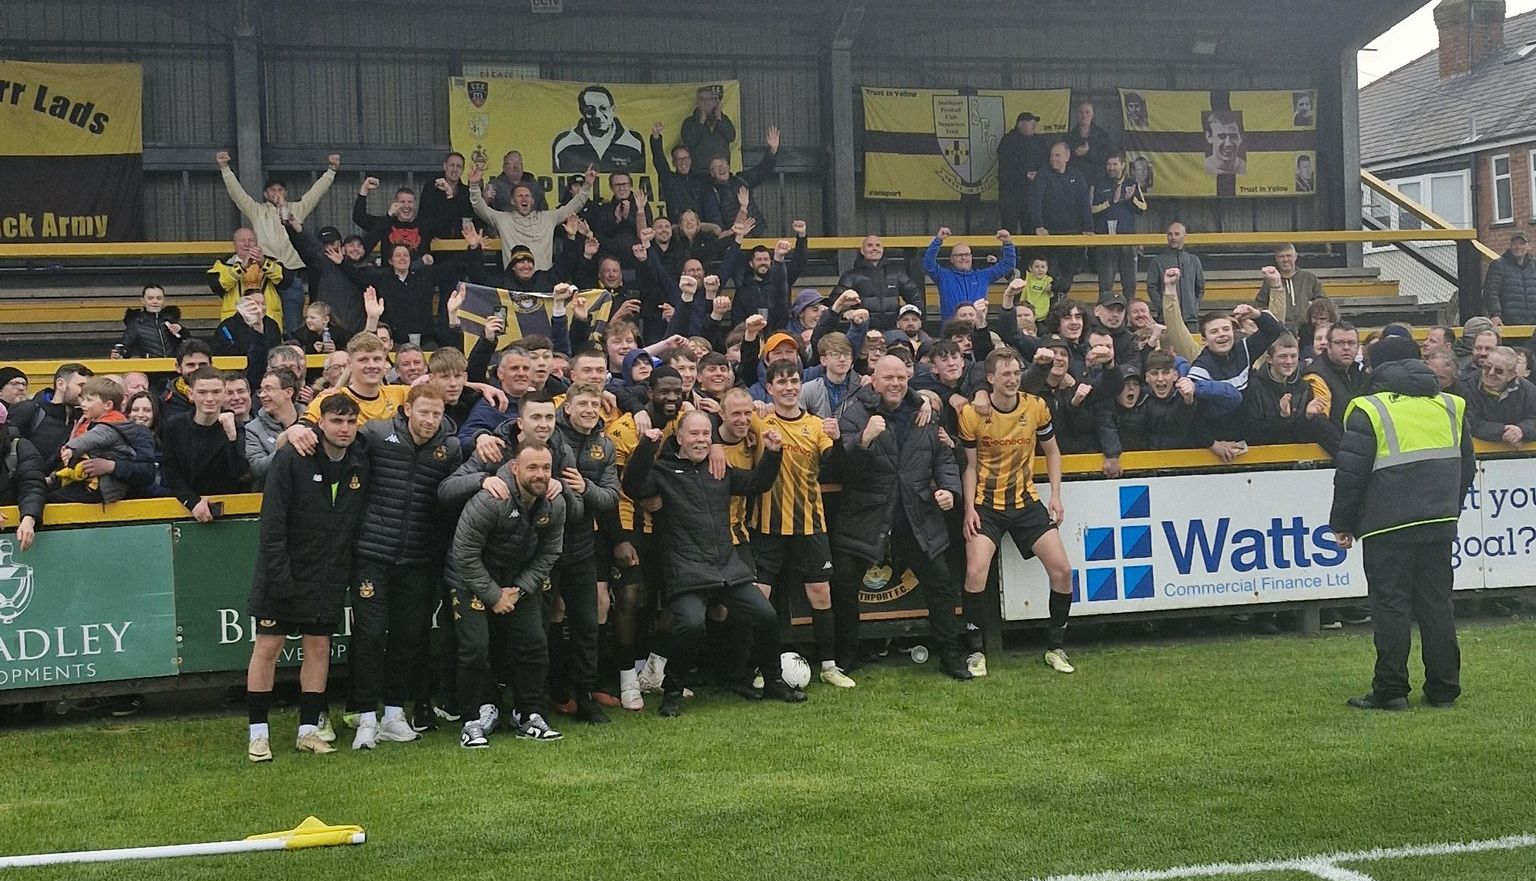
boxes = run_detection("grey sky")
[1360,0,1536,85]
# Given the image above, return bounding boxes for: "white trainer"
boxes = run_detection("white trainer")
[378,717,421,743]
[352,719,378,750]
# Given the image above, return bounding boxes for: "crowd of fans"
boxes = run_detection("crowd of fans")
[2,97,1534,752]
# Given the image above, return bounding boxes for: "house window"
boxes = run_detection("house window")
[1363,170,1472,253]
[1491,154,1514,224]
[1529,150,1536,220]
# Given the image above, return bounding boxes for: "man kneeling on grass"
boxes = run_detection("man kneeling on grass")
[244,393,370,762]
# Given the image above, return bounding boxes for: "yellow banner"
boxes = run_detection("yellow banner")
[862,87,1072,201]
[0,61,142,157]
[448,78,741,204]
[1118,88,1316,198]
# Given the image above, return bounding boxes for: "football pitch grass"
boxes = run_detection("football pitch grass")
[2,621,1534,881]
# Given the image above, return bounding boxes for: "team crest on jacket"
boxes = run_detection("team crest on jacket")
[433,446,447,460]
[258,619,277,628]
[536,514,551,526]
[470,596,485,611]
[357,580,375,599]
[589,444,603,460]
[349,475,361,490]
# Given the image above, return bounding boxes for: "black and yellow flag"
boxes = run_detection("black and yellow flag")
[0,61,143,241]
[1118,88,1317,198]
[862,87,1071,201]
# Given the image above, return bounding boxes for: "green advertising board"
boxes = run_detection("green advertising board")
[172,518,352,673]
[0,524,178,690]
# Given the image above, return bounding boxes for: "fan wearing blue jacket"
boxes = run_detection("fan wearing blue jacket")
[923,227,1016,321]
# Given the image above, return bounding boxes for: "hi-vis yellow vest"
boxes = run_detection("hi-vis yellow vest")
[1344,391,1466,539]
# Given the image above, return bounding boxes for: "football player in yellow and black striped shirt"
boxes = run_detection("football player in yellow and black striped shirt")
[957,346,1077,675]
[604,366,685,710]
[752,360,854,688]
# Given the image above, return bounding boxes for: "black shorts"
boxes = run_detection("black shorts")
[254,618,333,637]
[751,532,833,585]
[977,503,1057,558]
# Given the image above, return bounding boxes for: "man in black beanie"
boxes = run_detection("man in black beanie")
[1330,333,1475,710]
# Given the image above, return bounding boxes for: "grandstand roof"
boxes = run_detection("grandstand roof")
[1360,8,1536,167]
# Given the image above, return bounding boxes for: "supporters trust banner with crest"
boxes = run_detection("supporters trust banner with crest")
[861,87,1071,201]
[0,60,143,242]
[1117,88,1317,198]
[448,77,741,201]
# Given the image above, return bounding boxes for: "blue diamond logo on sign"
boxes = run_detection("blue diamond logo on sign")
[1073,484,1155,603]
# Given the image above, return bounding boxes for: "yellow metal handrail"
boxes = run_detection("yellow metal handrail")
[0,228,1480,261]
[1361,169,1500,262]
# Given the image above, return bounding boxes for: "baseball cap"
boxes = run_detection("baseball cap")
[763,332,799,354]
[1116,363,1143,382]
[1512,230,1530,243]
[318,226,342,244]
[1039,334,1071,351]
[1097,291,1129,308]
[1016,112,1040,123]
[898,304,923,318]
[508,245,535,264]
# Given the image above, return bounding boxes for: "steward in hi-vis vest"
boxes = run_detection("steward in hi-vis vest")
[1329,337,1476,712]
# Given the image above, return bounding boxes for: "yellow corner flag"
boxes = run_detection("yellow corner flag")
[0,817,365,868]
[247,816,367,850]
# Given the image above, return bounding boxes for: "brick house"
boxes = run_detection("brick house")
[1360,0,1536,303]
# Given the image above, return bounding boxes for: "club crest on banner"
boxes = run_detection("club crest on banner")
[467,80,489,109]
[933,94,1005,194]
[0,540,35,625]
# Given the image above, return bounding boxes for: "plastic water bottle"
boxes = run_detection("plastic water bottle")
[906,645,929,664]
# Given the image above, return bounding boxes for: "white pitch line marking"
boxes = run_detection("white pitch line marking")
[1027,833,1536,881]
[1299,862,1375,881]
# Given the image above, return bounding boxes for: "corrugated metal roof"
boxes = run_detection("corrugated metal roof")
[1360,10,1536,166]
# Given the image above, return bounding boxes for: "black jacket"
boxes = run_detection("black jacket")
[248,443,370,625]
[621,433,781,596]
[0,431,46,524]
[286,223,367,334]
[1329,360,1476,543]
[831,256,922,331]
[354,413,462,566]
[1028,166,1093,233]
[1302,356,1370,424]
[114,306,184,358]
[446,469,565,607]
[1037,380,1122,456]
[160,414,250,508]
[834,387,961,564]
[211,314,282,358]
[701,150,776,229]
[1462,377,1536,443]
[8,390,78,472]
[1485,250,1536,324]
[995,129,1051,201]
[1118,391,1210,451]
[1242,367,1339,451]
[345,264,434,337]
[650,133,712,220]
[552,411,622,558]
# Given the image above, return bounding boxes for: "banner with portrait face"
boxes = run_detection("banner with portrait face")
[861,87,1072,201]
[1117,88,1317,198]
[447,78,741,208]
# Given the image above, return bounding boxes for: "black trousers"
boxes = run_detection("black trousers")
[551,553,600,694]
[350,560,438,709]
[454,583,548,717]
[832,519,965,663]
[1045,244,1085,296]
[663,583,780,693]
[1361,536,1460,703]
[1095,246,1137,300]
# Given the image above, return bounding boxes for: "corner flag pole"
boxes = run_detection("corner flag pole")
[0,817,364,869]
